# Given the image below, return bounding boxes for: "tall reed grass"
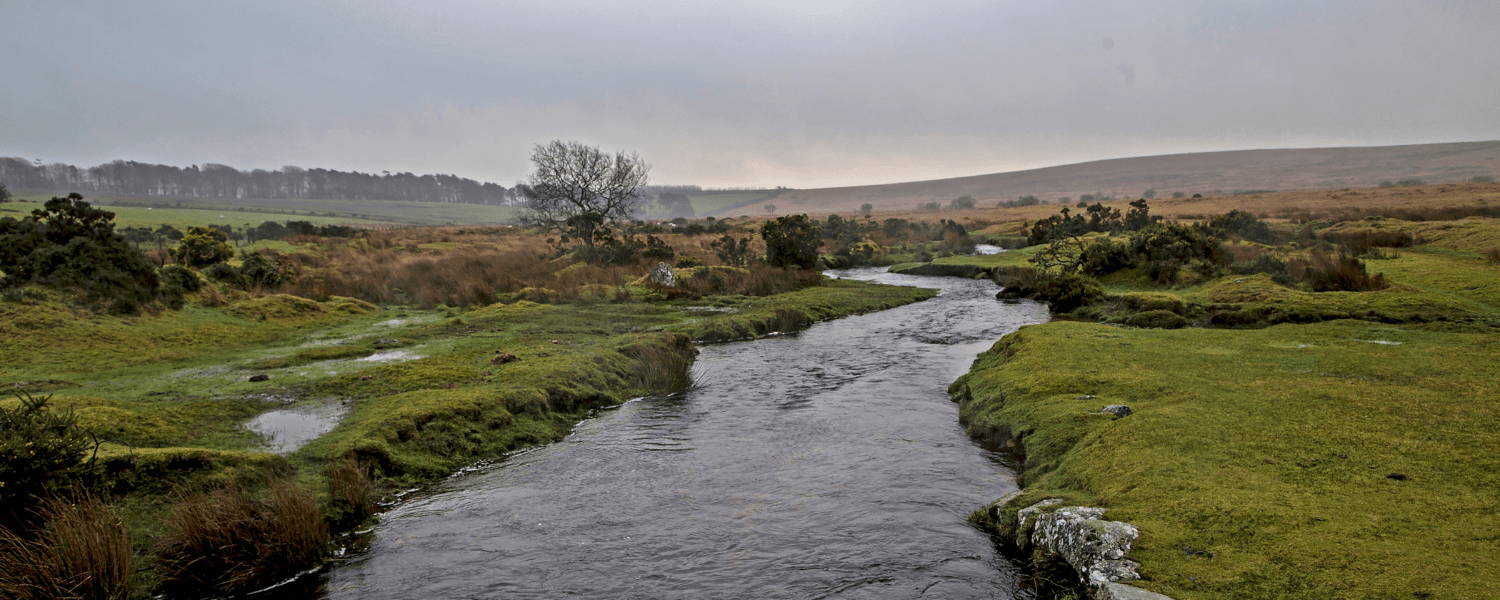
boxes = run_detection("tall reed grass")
[154,480,329,597]
[324,456,376,531]
[0,493,132,600]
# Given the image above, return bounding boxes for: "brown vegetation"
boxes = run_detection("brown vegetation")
[0,493,132,600]
[154,480,328,597]
[324,456,377,531]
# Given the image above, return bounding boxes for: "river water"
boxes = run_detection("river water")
[310,268,1049,599]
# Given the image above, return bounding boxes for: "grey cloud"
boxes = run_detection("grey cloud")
[1,0,1496,188]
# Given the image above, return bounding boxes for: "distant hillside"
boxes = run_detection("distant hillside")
[761,141,1500,215]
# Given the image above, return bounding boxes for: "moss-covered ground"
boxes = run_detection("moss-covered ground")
[950,219,1500,599]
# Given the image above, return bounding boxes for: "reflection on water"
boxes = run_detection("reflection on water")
[305,268,1049,599]
[245,401,348,455]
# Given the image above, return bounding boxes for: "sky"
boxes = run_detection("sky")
[2,0,1497,189]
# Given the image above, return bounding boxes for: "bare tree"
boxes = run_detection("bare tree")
[516,141,650,248]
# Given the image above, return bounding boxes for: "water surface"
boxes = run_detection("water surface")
[313,268,1049,599]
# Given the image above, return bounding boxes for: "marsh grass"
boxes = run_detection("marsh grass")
[0,493,133,600]
[324,456,376,531]
[154,480,328,597]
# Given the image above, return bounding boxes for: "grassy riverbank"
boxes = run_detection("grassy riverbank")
[2,262,932,598]
[948,210,1500,598]
[955,320,1499,599]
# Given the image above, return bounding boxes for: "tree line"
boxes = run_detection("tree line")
[0,158,517,205]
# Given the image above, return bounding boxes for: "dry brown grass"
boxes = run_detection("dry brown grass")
[154,480,328,598]
[324,456,376,531]
[668,263,823,299]
[266,226,823,307]
[0,493,132,600]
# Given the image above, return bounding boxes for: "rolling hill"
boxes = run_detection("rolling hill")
[751,140,1500,216]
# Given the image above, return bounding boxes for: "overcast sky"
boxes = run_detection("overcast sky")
[2,0,1496,189]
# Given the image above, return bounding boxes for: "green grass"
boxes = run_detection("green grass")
[954,320,1500,599]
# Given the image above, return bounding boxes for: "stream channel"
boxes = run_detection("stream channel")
[298,267,1050,599]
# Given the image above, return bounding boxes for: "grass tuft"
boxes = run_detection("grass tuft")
[0,493,133,600]
[153,479,328,597]
[324,456,377,531]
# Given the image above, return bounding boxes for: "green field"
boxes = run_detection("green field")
[953,218,1500,599]
[8,193,519,227]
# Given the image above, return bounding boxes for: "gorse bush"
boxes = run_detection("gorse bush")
[0,193,162,313]
[761,214,822,269]
[169,226,234,268]
[0,391,98,534]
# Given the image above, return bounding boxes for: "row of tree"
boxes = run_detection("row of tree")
[0,158,517,205]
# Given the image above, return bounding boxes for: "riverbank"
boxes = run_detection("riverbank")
[0,275,934,598]
[955,320,1499,599]
[944,217,1500,598]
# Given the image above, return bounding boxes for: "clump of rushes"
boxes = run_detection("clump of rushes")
[154,479,329,597]
[325,455,377,531]
[1487,247,1500,264]
[0,492,133,600]
[619,333,696,393]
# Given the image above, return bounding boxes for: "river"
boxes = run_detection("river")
[301,267,1050,599]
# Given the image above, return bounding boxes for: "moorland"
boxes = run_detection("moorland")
[1,171,1497,599]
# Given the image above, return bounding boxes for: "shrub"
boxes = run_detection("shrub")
[1126,309,1189,329]
[948,195,976,210]
[1297,250,1386,292]
[0,493,131,600]
[0,194,160,311]
[1209,210,1275,244]
[997,270,1105,313]
[761,215,822,269]
[1077,239,1136,276]
[203,261,245,286]
[170,226,234,268]
[711,234,754,267]
[1,391,97,533]
[238,251,292,288]
[155,480,329,598]
[1230,254,1297,286]
[673,256,703,268]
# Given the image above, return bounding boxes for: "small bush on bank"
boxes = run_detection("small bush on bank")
[154,480,329,598]
[997,270,1105,313]
[0,493,132,600]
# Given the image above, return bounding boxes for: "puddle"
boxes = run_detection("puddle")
[1357,339,1404,345]
[356,349,422,362]
[678,306,736,313]
[245,401,350,454]
[974,244,1005,255]
[377,318,409,327]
